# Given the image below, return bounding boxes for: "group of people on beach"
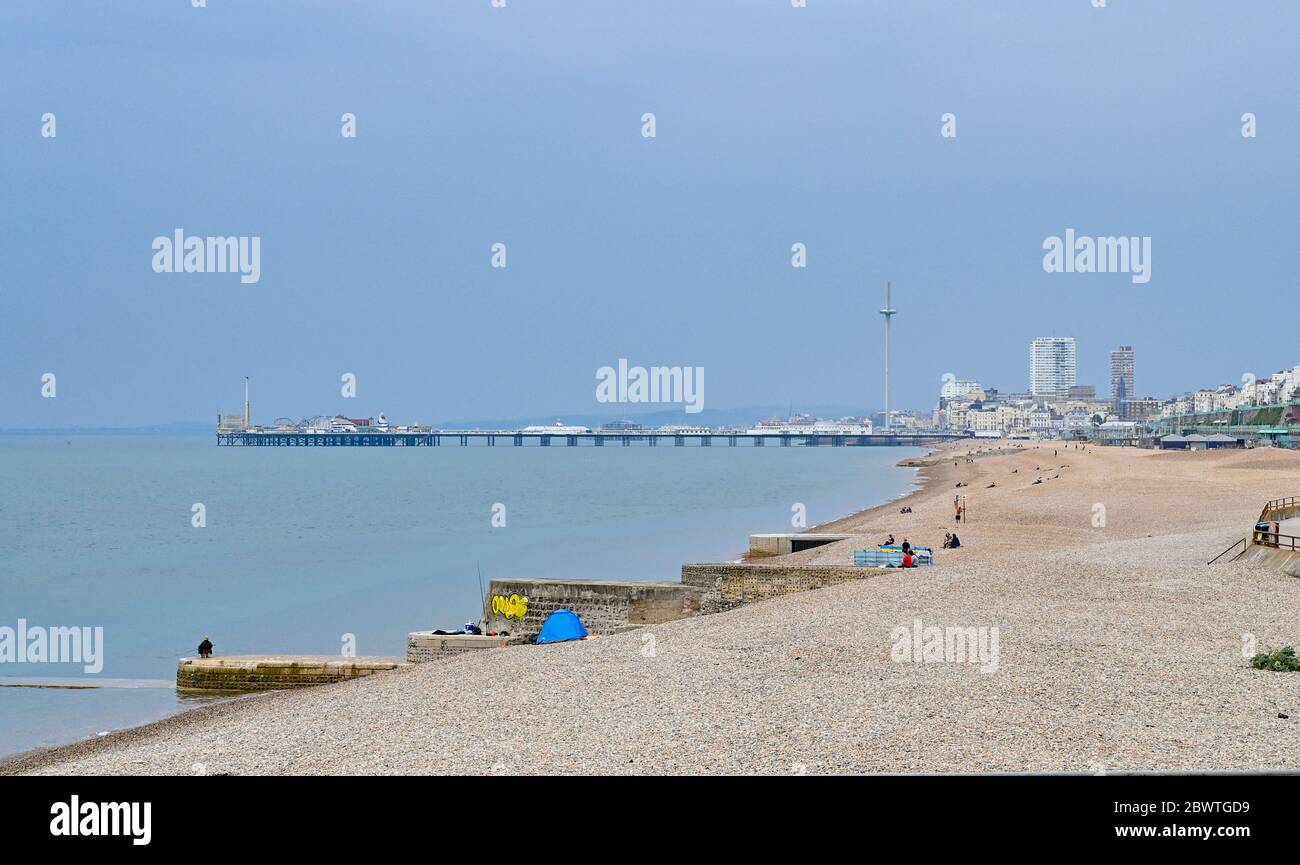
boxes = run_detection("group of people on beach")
[879,536,924,568]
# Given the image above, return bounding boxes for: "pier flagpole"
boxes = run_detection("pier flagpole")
[879,282,896,433]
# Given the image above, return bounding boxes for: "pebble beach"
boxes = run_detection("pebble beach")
[5,442,1298,775]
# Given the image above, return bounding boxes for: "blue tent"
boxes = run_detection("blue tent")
[536,609,588,645]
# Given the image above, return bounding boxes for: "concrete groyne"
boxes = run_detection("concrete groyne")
[407,632,526,662]
[177,655,408,691]
[681,562,888,613]
[482,578,701,641]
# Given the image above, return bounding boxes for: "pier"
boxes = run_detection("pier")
[216,430,964,447]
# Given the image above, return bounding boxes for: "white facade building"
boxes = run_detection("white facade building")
[1029,337,1078,399]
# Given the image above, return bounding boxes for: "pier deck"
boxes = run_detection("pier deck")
[217,430,963,447]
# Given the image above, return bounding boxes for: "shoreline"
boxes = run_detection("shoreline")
[1,444,935,772]
[6,441,1300,775]
[2,444,930,771]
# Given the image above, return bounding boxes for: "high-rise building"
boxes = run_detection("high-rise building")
[1110,345,1135,402]
[1029,337,1077,399]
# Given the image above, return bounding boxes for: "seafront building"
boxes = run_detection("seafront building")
[1110,346,1135,402]
[1029,337,1077,399]
[930,345,1300,447]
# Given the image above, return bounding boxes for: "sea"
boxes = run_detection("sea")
[0,434,922,758]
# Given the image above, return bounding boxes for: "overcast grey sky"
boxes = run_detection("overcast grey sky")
[2,1,1297,426]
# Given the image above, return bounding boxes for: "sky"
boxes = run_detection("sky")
[1,0,1297,427]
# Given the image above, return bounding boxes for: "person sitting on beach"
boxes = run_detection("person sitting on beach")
[901,539,911,555]
[883,534,895,546]
[197,636,213,659]
[902,551,915,568]
[942,532,953,548]
[949,533,961,549]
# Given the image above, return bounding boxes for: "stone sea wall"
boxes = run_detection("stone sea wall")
[680,563,888,613]
[483,578,701,640]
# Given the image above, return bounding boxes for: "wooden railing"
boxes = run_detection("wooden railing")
[1259,496,1300,521]
[1253,528,1300,552]
[1233,495,1300,557]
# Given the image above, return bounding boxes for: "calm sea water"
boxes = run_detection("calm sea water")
[0,434,921,757]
